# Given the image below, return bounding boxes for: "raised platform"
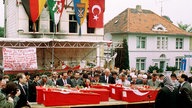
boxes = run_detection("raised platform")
[30,98,155,108]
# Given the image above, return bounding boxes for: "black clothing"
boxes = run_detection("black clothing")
[155,86,179,108]
[56,78,73,87]
[15,84,30,108]
[178,82,192,108]
[100,75,115,84]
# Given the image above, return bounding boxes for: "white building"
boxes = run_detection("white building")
[1,0,114,72]
[105,5,192,75]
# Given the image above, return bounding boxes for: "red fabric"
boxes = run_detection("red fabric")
[109,84,123,100]
[63,65,70,70]
[88,0,105,28]
[80,89,109,101]
[36,86,46,104]
[91,85,110,90]
[73,65,80,70]
[30,0,39,23]
[43,91,100,106]
[122,89,158,102]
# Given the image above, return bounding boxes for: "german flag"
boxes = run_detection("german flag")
[21,0,46,31]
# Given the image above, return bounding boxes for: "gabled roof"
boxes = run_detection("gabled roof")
[104,6,192,36]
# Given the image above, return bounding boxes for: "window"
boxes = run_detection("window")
[136,36,146,48]
[157,36,168,49]
[69,15,78,33]
[87,15,95,33]
[176,38,183,49]
[152,24,167,32]
[136,58,146,70]
[50,15,59,32]
[175,58,182,69]
[29,19,39,32]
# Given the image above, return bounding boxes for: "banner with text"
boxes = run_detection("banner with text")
[2,48,37,71]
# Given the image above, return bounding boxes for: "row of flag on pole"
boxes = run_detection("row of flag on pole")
[21,0,105,34]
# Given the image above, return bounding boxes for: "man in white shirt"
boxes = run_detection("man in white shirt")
[116,74,130,87]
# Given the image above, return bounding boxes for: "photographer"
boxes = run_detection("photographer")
[1,81,21,107]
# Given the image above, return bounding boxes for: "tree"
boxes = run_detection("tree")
[115,39,130,70]
[178,22,192,32]
[0,27,4,37]
[162,15,173,23]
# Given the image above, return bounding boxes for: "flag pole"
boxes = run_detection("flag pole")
[79,24,81,36]
[51,24,56,72]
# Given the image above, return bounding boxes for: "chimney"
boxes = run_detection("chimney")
[136,5,142,12]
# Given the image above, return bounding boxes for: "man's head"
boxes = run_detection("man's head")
[104,68,111,77]
[94,74,100,81]
[67,70,73,77]
[74,72,80,79]
[17,73,27,84]
[112,72,118,79]
[62,72,68,79]
[3,75,9,82]
[33,74,40,82]
[152,73,157,81]
[178,74,188,83]
[24,72,30,81]
[170,73,177,81]
[159,74,164,82]
[52,72,58,79]
[0,74,6,89]
[120,74,127,82]
[41,75,48,83]
[131,75,137,82]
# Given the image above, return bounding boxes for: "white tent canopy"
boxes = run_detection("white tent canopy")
[0,38,117,48]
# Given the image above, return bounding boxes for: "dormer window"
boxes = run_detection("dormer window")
[152,24,167,32]
[157,27,163,30]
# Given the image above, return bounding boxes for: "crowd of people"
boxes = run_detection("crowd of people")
[0,68,192,108]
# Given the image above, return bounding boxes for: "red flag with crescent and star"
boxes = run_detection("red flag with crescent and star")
[88,0,105,28]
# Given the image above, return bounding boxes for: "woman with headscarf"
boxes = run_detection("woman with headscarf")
[155,76,179,108]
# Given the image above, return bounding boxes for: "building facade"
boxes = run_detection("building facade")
[2,0,111,72]
[105,5,192,75]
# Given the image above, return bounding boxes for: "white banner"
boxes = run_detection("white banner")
[2,47,37,71]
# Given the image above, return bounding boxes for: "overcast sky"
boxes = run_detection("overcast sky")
[0,0,192,27]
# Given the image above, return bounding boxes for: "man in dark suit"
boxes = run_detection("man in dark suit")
[178,74,192,108]
[15,73,30,108]
[91,74,102,83]
[24,72,35,102]
[56,72,73,87]
[100,68,115,84]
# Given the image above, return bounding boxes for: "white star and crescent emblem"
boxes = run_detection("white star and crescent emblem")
[92,5,101,21]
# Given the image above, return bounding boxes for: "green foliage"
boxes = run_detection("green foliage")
[178,22,192,32]
[148,65,163,73]
[0,27,4,37]
[115,39,130,70]
[166,66,178,72]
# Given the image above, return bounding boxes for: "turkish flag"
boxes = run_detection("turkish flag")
[88,0,105,28]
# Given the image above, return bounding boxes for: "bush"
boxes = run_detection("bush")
[148,65,163,73]
[166,66,178,72]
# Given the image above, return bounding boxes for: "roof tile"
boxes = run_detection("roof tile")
[105,7,192,36]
